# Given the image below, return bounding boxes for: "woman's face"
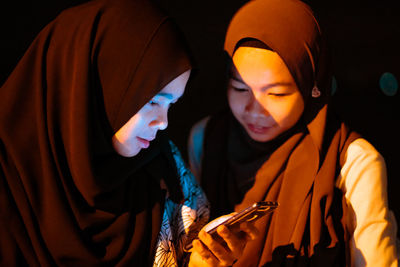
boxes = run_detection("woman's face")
[112,69,191,157]
[228,47,304,142]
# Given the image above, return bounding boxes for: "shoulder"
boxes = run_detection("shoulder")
[339,138,385,183]
[187,117,210,180]
[345,138,384,163]
[337,138,386,193]
[189,117,211,144]
[188,117,210,158]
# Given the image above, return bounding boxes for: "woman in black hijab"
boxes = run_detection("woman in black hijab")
[188,0,398,266]
[0,0,256,265]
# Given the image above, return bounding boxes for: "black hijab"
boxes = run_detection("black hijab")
[201,0,359,266]
[0,0,191,265]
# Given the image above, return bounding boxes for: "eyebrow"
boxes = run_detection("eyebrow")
[155,92,174,100]
[230,75,292,91]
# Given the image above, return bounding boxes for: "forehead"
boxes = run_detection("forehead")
[232,47,293,85]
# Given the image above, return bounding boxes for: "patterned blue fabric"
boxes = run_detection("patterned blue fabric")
[153,141,209,267]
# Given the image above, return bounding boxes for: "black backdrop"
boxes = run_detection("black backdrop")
[1,0,399,233]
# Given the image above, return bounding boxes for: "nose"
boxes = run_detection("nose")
[245,93,268,118]
[153,109,168,130]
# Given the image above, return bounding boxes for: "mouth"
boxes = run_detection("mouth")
[246,123,272,135]
[136,137,153,148]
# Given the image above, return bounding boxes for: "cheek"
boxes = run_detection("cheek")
[117,115,142,142]
[228,90,246,119]
[112,114,143,157]
[269,97,304,128]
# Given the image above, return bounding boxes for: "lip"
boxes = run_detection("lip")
[141,136,155,141]
[246,123,272,134]
[136,137,151,148]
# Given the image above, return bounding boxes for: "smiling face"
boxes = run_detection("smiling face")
[112,69,190,157]
[228,47,304,142]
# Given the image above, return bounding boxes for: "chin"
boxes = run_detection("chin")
[123,147,141,157]
[250,135,273,143]
[246,131,276,143]
[114,143,141,157]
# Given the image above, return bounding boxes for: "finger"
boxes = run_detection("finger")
[191,239,219,266]
[216,225,245,259]
[198,230,236,266]
[239,221,260,241]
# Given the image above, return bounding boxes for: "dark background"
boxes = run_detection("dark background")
[1,0,399,232]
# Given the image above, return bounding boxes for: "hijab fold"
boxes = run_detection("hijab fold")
[201,0,360,265]
[0,0,191,265]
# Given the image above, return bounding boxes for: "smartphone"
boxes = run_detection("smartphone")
[184,201,278,251]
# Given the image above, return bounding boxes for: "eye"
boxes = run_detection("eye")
[148,99,159,106]
[231,86,248,93]
[229,78,249,93]
[269,93,289,97]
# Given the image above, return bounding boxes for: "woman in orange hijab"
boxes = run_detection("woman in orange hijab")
[189,0,398,266]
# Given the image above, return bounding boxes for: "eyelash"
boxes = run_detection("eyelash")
[231,87,289,97]
[270,93,288,97]
[149,100,159,106]
[232,87,248,92]
[148,100,175,108]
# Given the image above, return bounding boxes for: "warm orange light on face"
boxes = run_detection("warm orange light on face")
[228,47,304,142]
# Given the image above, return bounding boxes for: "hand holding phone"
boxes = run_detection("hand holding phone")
[185,201,278,251]
[206,201,278,235]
